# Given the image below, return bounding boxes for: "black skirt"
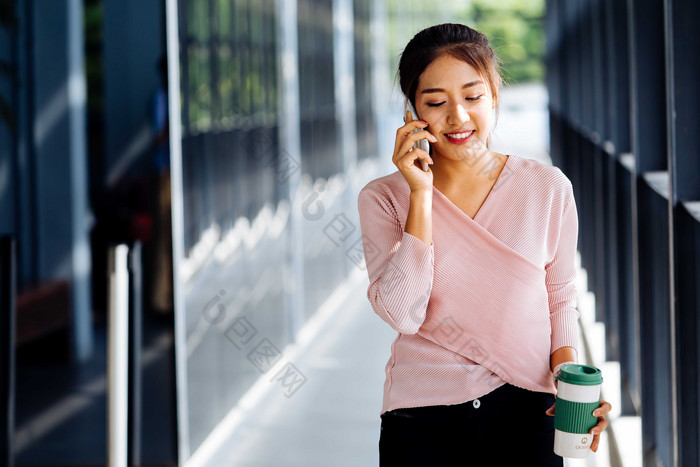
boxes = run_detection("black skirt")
[379,383,564,467]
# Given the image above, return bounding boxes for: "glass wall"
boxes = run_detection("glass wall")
[297,0,337,179]
[353,0,377,162]
[177,0,289,454]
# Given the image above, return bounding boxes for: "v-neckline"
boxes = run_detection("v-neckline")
[432,154,513,223]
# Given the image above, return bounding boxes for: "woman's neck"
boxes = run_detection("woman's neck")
[431,150,508,192]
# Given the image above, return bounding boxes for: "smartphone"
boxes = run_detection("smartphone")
[405,98,430,172]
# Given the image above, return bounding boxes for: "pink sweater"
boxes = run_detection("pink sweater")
[357,154,581,415]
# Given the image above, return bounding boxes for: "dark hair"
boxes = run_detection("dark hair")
[396,23,505,145]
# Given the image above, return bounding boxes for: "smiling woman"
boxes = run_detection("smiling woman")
[398,23,504,149]
[412,54,511,205]
[358,22,612,466]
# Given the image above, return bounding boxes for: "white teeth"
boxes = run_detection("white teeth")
[447,130,474,139]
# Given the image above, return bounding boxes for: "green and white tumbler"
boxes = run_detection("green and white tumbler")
[553,364,604,458]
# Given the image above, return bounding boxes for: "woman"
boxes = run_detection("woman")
[357,23,611,466]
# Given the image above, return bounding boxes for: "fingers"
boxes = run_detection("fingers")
[397,131,436,158]
[393,128,435,167]
[415,129,438,143]
[589,421,607,452]
[592,400,612,417]
[589,399,611,452]
[591,416,609,433]
[543,399,612,453]
[395,125,435,153]
[397,119,428,137]
[394,109,438,160]
[545,402,555,416]
[393,121,430,163]
[396,147,433,171]
[589,419,609,436]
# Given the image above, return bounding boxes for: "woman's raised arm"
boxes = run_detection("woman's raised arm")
[357,186,435,334]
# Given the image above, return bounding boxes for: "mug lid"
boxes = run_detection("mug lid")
[556,364,603,386]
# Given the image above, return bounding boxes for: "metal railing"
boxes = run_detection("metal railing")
[106,241,144,467]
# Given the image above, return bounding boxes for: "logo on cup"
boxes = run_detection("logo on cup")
[581,437,588,444]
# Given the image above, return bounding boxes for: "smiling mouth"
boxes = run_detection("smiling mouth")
[445,130,475,144]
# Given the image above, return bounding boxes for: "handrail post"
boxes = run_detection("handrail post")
[128,241,142,465]
[108,244,129,467]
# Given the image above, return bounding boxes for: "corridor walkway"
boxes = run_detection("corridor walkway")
[195,268,392,466]
[188,83,617,467]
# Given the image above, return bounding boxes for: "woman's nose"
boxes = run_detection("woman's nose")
[447,104,470,126]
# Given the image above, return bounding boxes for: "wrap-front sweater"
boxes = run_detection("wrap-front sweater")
[357,154,581,416]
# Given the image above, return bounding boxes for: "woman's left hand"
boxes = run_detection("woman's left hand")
[545,399,612,453]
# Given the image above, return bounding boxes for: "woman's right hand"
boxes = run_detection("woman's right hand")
[392,110,437,193]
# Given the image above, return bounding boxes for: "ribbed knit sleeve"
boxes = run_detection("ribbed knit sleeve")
[546,187,581,357]
[357,186,435,334]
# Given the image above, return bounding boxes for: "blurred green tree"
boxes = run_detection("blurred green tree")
[464,0,545,84]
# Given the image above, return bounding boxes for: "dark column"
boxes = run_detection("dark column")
[1,236,16,466]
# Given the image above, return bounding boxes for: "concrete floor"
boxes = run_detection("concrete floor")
[195,268,392,466]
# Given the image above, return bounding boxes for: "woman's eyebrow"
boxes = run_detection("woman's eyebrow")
[420,80,484,95]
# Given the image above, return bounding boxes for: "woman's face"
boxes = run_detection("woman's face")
[414,54,497,161]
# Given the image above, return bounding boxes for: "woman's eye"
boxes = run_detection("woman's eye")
[426,96,482,107]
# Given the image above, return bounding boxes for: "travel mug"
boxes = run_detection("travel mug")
[553,364,604,458]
